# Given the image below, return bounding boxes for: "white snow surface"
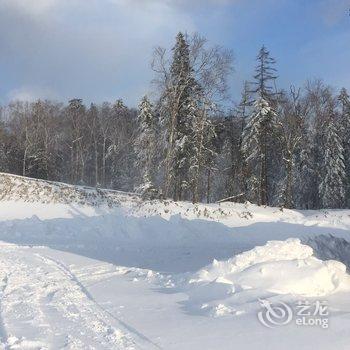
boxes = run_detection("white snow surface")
[186,239,350,320]
[192,239,348,297]
[1,174,350,349]
[192,239,347,297]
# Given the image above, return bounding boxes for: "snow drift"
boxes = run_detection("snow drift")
[192,239,347,297]
[185,239,350,317]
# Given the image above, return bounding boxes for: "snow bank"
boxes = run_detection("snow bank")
[192,239,348,297]
[3,173,350,234]
[0,172,139,207]
[185,239,350,317]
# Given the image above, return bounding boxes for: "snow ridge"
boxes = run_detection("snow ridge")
[0,172,139,207]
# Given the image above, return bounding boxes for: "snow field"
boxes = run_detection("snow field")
[1,175,350,348]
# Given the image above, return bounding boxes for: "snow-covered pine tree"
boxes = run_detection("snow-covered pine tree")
[319,116,346,208]
[163,32,198,201]
[107,99,138,192]
[338,88,350,206]
[134,96,159,199]
[305,81,336,209]
[217,83,251,203]
[242,46,279,206]
[339,88,350,116]
[242,97,278,205]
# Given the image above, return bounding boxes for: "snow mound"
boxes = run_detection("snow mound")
[185,239,350,317]
[191,239,347,297]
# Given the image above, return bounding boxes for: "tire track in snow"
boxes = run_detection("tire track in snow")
[0,244,135,349]
[35,253,162,350]
[0,247,54,350]
[33,253,135,349]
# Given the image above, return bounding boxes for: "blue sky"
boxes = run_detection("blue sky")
[0,0,349,107]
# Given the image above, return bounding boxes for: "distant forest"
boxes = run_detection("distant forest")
[0,32,349,209]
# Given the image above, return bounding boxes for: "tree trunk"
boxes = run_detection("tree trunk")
[22,148,27,177]
[94,140,99,187]
[260,127,268,206]
[102,137,106,187]
[284,157,293,208]
[206,168,211,204]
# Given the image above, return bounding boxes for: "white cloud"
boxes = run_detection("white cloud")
[7,86,58,102]
[0,0,58,17]
[0,0,200,104]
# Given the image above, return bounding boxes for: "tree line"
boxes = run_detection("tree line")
[0,32,349,209]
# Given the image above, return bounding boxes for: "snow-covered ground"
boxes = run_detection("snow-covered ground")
[1,173,350,349]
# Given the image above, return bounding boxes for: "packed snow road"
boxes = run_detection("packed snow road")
[0,243,159,349]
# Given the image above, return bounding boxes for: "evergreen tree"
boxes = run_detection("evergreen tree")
[319,116,346,208]
[310,83,337,208]
[242,47,280,206]
[339,88,350,116]
[134,96,159,199]
[108,99,137,191]
[163,32,198,200]
[250,46,278,101]
[242,97,278,205]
